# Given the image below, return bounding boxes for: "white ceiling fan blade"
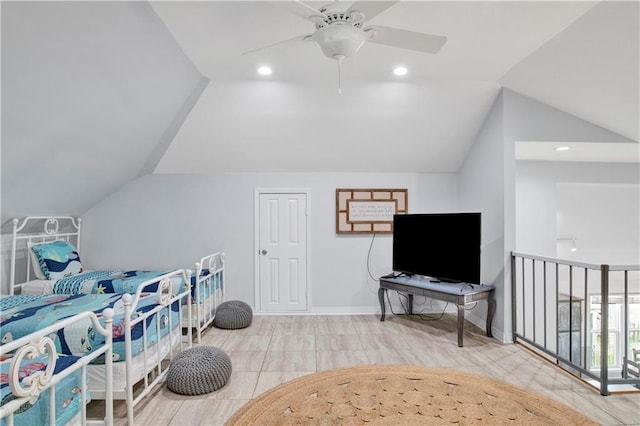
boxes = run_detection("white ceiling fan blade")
[241,34,312,56]
[347,1,398,22]
[270,0,327,21]
[365,25,447,54]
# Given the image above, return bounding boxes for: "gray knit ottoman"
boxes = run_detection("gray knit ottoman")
[166,346,232,395]
[214,300,253,330]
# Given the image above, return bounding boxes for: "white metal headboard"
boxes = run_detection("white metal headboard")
[10,216,81,295]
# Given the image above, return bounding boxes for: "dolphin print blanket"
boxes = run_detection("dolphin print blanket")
[0,293,180,361]
[0,351,83,426]
[51,269,186,295]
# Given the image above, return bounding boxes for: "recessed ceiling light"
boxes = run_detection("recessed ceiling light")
[393,66,408,76]
[554,146,570,151]
[257,66,272,76]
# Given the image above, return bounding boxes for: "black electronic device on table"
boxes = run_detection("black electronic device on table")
[391,212,481,285]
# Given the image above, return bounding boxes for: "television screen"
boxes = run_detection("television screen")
[392,213,481,284]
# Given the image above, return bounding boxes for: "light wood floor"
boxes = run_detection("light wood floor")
[109,314,640,425]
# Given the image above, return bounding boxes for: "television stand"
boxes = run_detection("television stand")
[378,275,496,347]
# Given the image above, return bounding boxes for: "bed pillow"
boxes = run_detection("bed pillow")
[30,240,83,280]
[26,241,48,279]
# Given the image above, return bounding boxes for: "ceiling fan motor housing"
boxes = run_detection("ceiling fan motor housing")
[310,4,367,61]
[313,8,364,30]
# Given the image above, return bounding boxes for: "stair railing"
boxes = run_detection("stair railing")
[511,252,639,395]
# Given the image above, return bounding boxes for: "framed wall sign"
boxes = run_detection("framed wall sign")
[336,188,408,234]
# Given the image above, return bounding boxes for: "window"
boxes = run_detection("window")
[589,294,640,371]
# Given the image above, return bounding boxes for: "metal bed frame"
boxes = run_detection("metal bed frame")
[0,309,114,425]
[187,252,226,343]
[8,216,193,425]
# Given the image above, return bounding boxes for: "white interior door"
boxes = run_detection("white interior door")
[257,191,308,312]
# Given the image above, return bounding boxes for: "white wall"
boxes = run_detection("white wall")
[457,91,507,339]
[514,162,558,257]
[515,162,639,352]
[516,161,640,263]
[505,89,639,305]
[78,172,457,312]
[503,90,639,339]
[557,183,639,265]
[457,89,637,343]
[502,89,636,144]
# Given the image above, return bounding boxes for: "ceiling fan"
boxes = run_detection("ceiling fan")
[242,1,447,92]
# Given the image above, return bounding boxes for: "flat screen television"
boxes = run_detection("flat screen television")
[392,213,481,284]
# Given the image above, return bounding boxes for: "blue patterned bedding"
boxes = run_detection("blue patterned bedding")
[0,352,82,426]
[0,294,181,362]
[52,270,187,295]
[190,269,222,304]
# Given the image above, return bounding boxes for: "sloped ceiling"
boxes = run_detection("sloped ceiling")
[1,1,207,224]
[151,1,638,174]
[500,1,639,142]
[1,1,638,222]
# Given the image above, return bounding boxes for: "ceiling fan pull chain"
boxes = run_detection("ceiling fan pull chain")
[337,60,342,95]
[335,55,345,95]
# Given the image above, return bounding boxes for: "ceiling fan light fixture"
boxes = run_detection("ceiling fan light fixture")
[257,66,272,75]
[393,66,408,76]
[311,24,367,61]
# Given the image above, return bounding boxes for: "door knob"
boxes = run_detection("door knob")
[261,249,267,255]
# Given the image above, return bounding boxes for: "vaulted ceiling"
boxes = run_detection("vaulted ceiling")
[1,1,206,223]
[1,1,638,223]
[151,1,639,174]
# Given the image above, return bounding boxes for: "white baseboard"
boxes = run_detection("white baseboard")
[255,306,382,315]
[255,305,510,343]
[255,303,455,316]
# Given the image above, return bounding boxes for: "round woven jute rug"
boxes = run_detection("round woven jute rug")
[225,364,598,425]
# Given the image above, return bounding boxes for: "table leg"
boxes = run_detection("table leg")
[378,288,386,322]
[407,294,414,315]
[457,304,465,347]
[486,298,496,338]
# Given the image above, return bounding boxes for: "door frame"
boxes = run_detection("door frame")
[254,188,311,313]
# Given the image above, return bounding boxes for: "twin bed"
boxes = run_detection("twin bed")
[1,308,114,425]
[1,216,227,425]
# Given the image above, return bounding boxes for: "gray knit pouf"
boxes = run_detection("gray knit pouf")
[166,346,232,395]
[213,300,253,329]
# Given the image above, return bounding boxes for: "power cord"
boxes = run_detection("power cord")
[366,232,378,281]
[416,303,449,321]
[398,292,410,313]
[386,290,409,316]
[386,290,449,321]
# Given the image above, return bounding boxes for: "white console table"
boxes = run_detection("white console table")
[378,275,496,347]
